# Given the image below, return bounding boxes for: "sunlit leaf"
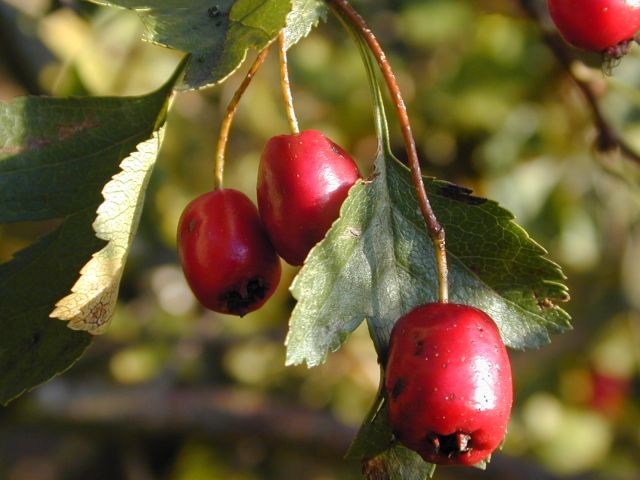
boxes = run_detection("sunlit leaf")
[50,130,164,333]
[284,0,326,49]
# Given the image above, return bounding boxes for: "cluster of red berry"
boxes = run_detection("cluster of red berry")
[170,0,638,468]
[177,129,360,316]
[176,129,514,466]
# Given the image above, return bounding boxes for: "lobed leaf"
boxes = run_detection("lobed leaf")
[285,151,571,368]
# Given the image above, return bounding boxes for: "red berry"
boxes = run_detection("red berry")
[257,130,360,266]
[177,188,281,315]
[385,303,513,466]
[547,0,640,54]
[588,370,630,417]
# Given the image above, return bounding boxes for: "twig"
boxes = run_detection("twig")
[518,0,640,165]
[27,382,356,455]
[214,47,271,189]
[328,0,449,304]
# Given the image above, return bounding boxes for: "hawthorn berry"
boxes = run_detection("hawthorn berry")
[547,0,640,56]
[385,303,513,466]
[177,188,281,315]
[257,129,360,266]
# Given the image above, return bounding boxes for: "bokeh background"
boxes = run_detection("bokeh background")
[1,0,639,479]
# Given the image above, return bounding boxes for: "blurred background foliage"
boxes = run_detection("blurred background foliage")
[1,0,640,479]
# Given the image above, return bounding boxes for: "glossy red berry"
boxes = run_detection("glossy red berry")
[257,129,360,266]
[547,0,640,54]
[385,303,513,466]
[177,188,281,315]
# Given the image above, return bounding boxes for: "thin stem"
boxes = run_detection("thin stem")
[279,31,300,134]
[328,0,449,304]
[518,0,640,165]
[214,47,271,190]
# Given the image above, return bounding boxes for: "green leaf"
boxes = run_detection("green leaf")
[285,138,570,367]
[0,60,184,405]
[90,0,292,89]
[285,27,570,370]
[284,0,327,50]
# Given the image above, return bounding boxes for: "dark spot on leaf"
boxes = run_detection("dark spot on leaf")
[220,276,268,316]
[31,332,41,346]
[208,5,220,17]
[438,184,487,205]
[390,377,406,400]
[427,431,472,458]
[215,20,223,27]
[196,56,205,64]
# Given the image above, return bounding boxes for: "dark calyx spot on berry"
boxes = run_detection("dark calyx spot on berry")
[605,39,632,60]
[390,377,406,400]
[427,431,472,458]
[220,276,268,315]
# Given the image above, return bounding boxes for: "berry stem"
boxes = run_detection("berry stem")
[327,0,449,304]
[214,46,271,190]
[279,31,300,135]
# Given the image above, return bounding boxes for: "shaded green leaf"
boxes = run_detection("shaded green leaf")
[0,61,183,404]
[285,152,570,367]
[91,0,292,89]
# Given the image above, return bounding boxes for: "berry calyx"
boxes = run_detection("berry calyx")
[547,0,640,56]
[385,303,513,466]
[177,188,281,315]
[257,129,360,266]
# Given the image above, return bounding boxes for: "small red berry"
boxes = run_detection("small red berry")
[547,0,640,54]
[588,369,630,417]
[257,130,360,266]
[385,303,513,466]
[177,188,281,315]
